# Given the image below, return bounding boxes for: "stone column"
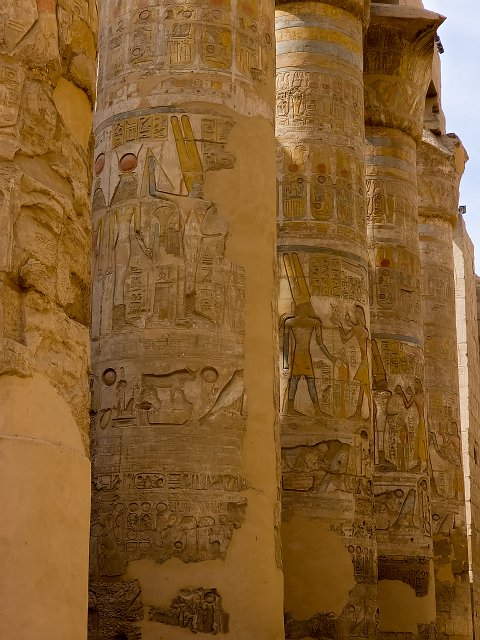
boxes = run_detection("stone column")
[275,3,378,638]
[364,5,442,638]
[418,133,472,640]
[0,1,96,639]
[90,1,283,638]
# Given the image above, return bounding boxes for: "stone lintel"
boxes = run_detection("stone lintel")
[417,131,467,225]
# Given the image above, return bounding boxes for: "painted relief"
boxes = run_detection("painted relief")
[280,252,370,422]
[279,251,376,637]
[276,71,363,138]
[90,112,247,575]
[276,8,377,635]
[277,143,366,245]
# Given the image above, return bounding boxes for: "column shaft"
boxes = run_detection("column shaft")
[276,3,378,638]
[91,1,283,638]
[364,5,443,637]
[0,1,96,639]
[418,134,472,640]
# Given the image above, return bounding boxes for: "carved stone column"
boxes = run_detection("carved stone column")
[418,133,472,640]
[275,3,378,638]
[364,5,443,637]
[0,1,96,639]
[91,1,283,638]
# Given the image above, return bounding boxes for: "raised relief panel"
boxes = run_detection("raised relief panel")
[91,112,247,576]
[280,252,370,422]
[276,71,363,137]
[129,8,155,66]
[372,340,428,474]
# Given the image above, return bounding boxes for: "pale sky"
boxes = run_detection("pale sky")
[425,0,480,269]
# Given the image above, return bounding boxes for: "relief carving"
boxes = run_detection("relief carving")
[280,252,370,421]
[149,588,229,634]
[90,112,247,576]
[378,555,429,597]
[98,0,273,108]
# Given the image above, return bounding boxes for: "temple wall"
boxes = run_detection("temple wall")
[89,0,284,638]
[0,1,97,639]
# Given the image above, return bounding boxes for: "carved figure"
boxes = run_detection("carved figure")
[282,253,334,416]
[110,172,152,329]
[396,379,427,471]
[149,587,229,634]
[333,304,371,419]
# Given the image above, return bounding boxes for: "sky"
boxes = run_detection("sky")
[425,0,480,269]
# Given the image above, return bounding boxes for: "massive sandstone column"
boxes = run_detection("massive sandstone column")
[417,133,472,640]
[275,2,378,638]
[90,1,283,638]
[0,1,96,639]
[364,5,442,637]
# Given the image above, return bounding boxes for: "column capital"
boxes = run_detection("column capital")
[364,5,444,140]
[418,131,467,225]
[275,0,370,26]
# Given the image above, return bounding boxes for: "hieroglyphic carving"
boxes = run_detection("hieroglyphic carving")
[111,114,168,147]
[377,555,429,596]
[149,588,229,634]
[277,144,365,238]
[276,5,377,638]
[276,71,363,137]
[91,112,247,576]
[97,0,273,111]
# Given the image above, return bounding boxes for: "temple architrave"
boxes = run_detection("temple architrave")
[2,0,480,639]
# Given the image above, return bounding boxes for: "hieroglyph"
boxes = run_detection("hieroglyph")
[90,112,247,575]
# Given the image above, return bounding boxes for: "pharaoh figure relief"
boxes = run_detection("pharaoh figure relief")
[280,252,371,427]
[90,111,248,576]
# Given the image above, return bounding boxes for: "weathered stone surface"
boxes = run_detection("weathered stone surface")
[364,5,444,141]
[149,587,229,634]
[418,132,472,640]
[455,218,480,640]
[276,2,377,637]
[364,5,439,635]
[90,0,283,638]
[88,579,143,640]
[0,1,96,639]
